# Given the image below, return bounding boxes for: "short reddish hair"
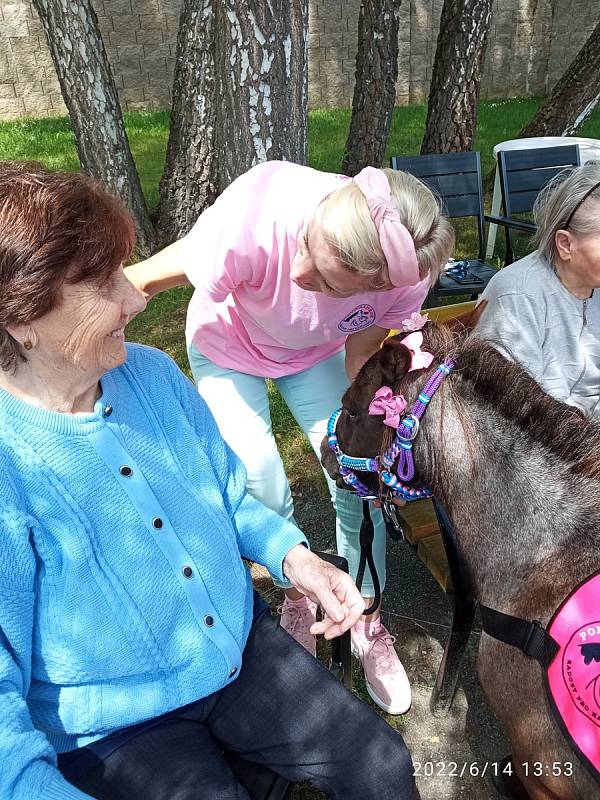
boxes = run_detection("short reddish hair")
[0,162,136,372]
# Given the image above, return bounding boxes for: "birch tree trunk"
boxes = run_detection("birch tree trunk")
[342,0,401,176]
[157,0,218,246]
[32,0,155,255]
[214,0,309,190]
[421,0,493,154]
[519,20,600,138]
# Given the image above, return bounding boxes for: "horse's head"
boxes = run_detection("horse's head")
[320,305,486,499]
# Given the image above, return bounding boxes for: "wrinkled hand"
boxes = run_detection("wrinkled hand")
[282,545,365,639]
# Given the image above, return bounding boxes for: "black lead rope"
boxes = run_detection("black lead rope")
[355,500,381,616]
[355,499,406,616]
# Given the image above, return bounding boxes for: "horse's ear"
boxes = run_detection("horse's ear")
[444,299,488,334]
[379,336,412,382]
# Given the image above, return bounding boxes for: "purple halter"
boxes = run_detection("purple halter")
[327,358,455,502]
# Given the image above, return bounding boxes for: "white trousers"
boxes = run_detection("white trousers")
[188,344,387,595]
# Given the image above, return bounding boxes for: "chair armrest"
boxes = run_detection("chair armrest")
[484,214,537,233]
[312,550,352,690]
[312,550,349,573]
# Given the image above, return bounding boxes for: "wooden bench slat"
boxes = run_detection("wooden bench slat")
[426,300,476,323]
[398,499,440,544]
[417,535,453,592]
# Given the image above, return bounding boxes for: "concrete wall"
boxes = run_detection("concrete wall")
[0,0,598,120]
[0,0,180,118]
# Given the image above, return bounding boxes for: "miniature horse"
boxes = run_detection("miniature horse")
[321,318,600,800]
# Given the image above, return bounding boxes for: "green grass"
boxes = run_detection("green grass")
[123,111,170,207]
[4,98,600,486]
[4,98,600,182]
[6,99,600,271]
[0,111,170,209]
[310,97,600,176]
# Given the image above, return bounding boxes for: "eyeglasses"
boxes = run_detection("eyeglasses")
[563,179,600,228]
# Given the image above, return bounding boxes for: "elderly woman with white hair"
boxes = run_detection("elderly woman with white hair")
[129,160,454,715]
[476,162,600,418]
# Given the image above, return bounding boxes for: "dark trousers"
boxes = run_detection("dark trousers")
[58,611,415,799]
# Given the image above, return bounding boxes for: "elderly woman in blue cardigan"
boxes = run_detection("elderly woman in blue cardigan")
[0,163,416,800]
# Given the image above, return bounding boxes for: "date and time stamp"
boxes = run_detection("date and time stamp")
[413,761,574,779]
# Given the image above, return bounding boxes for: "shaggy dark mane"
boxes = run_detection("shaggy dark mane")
[414,322,600,481]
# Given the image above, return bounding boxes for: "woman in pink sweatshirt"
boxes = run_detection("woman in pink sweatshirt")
[128,160,453,715]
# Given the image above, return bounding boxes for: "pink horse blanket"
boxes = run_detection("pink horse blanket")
[546,571,600,781]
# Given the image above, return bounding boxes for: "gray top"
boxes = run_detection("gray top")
[475,250,600,418]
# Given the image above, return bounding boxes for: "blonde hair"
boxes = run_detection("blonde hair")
[534,162,600,265]
[316,168,454,289]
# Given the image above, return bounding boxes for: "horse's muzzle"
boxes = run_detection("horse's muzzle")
[320,435,346,488]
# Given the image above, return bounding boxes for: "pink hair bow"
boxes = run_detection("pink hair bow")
[353,167,420,289]
[368,386,408,428]
[401,311,429,332]
[403,331,434,372]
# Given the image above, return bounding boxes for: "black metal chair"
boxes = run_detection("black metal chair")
[224,551,352,800]
[486,144,581,265]
[390,151,498,307]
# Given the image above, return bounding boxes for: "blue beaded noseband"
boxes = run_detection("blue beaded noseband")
[327,358,455,502]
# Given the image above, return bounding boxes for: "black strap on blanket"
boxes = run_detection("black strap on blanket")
[479,604,560,670]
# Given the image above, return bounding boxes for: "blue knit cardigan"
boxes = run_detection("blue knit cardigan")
[0,344,306,800]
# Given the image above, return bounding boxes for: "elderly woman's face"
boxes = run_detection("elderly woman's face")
[568,230,600,289]
[556,198,600,294]
[31,266,147,376]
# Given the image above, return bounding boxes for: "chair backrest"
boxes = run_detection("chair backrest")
[498,144,581,218]
[390,151,485,260]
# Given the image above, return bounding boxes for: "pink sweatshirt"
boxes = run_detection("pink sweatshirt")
[184,161,429,378]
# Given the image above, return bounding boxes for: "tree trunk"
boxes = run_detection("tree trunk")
[32,0,155,255]
[421,0,493,154]
[519,20,600,138]
[342,0,401,176]
[214,0,309,190]
[156,0,219,246]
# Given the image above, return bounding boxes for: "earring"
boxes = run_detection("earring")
[23,340,33,350]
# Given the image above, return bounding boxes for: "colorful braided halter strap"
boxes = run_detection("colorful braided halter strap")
[327,357,455,502]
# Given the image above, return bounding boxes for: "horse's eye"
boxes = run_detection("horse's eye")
[344,408,357,420]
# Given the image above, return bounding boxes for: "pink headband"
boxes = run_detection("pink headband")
[353,166,420,287]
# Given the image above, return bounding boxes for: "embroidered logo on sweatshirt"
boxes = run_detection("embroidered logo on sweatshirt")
[338,304,376,333]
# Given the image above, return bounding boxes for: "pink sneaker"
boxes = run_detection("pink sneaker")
[278,595,318,657]
[351,619,412,715]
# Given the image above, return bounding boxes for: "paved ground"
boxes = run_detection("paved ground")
[381,537,509,800]
[258,486,510,800]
